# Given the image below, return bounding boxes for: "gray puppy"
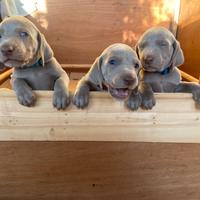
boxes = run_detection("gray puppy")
[136,27,200,109]
[0,16,70,109]
[73,43,142,110]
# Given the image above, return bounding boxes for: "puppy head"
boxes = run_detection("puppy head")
[90,43,141,100]
[0,16,53,68]
[136,27,184,73]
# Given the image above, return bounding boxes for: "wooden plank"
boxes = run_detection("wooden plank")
[62,64,90,72]
[0,142,200,199]
[0,89,200,142]
[29,0,177,64]
[177,0,200,79]
[0,69,12,84]
[180,70,199,83]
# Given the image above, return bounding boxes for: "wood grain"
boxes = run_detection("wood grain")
[0,89,200,142]
[0,69,12,84]
[177,0,200,79]
[0,142,200,199]
[28,0,177,64]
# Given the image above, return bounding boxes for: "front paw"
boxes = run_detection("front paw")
[141,94,156,110]
[125,93,142,111]
[73,90,89,109]
[53,90,70,110]
[16,90,36,107]
[193,89,200,105]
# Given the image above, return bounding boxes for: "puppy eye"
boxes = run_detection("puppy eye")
[19,32,29,37]
[160,42,167,47]
[134,63,140,69]
[109,59,117,65]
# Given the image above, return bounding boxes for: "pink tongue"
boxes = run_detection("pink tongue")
[114,89,129,98]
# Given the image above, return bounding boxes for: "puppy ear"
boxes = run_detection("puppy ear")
[135,43,140,59]
[170,40,184,68]
[0,62,6,71]
[37,32,53,66]
[86,56,104,89]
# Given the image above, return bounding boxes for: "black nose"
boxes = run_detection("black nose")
[0,44,15,56]
[123,75,136,86]
[144,55,153,64]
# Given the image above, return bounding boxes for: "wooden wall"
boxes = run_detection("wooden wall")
[1,142,200,199]
[30,0,177,64]
[177,0,200,79]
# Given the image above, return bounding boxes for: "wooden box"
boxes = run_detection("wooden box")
[0,0,200,199]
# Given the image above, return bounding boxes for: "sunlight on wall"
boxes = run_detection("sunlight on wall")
[173,0,181,25]
[36,0,47,13]
[122,14,141,43]
[151,0,176,24]
[123,31,138,43]
[18,0,37,15]
[122,0,180,44]
[32,0,48,29]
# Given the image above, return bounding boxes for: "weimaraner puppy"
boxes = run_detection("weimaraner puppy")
[73,43,142,110]
[0,16,70,109]
[136,27,200,109]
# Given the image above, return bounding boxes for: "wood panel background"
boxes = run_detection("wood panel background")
[177,0,200,79]
[0,142,200,199]
[29,0,177,64]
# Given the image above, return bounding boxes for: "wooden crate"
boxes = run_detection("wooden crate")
[0,89,200,142]
[0,0,200,199]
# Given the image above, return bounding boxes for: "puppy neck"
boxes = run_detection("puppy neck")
[142,65,172,76]
[160,66,171,75]
[22,57,43,69]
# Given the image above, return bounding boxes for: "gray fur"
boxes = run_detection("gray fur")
[136,27,200,109]
[73,43,142,110]
[0,16,70,109]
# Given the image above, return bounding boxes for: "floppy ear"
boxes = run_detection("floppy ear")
[135,43,140,59]
[86,56,104,89]
[37,31,53,66]
[0,62,6,71]
[170,40,184,69]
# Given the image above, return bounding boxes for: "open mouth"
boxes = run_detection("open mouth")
[108,85,130,100]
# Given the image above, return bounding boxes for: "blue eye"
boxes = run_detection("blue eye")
[20,32,29,37]
[109,59,117,65]
[160,42,167,47]
[135,63,140,69]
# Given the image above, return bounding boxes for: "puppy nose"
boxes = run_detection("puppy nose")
[123,74,136,86]
[0,44,15,56]
[144,55,153,64]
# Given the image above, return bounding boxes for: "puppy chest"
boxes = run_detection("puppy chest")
[14,68,56,90]
[143,74,179,92]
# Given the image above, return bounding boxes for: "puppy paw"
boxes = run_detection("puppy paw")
[16,90,36,107]
[141,94,156,110]
[73,90,89,109]
[193,89,200,105]
[125,93,142,111]
[53,90,70,110]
